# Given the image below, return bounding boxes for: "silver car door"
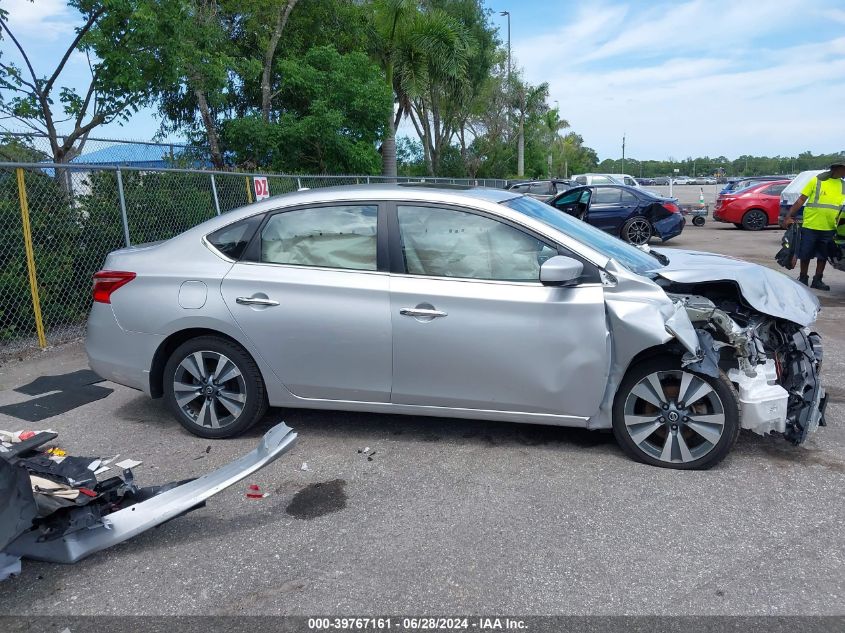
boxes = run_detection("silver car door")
[220,203,392,402]
[389,203,609,417]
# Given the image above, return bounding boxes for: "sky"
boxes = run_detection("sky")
[1,0,844,161]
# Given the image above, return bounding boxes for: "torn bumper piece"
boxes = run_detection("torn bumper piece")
[3,422,297,565]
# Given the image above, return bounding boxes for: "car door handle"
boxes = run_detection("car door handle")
[236,296,279,306]
[400,308,447,318]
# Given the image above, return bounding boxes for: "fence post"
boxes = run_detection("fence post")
[245,176,253,203]
[15,168,47,350]
[116,168,131,247]
[296,177,302,190]
[210,173,221,215]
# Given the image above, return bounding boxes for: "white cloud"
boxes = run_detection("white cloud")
[515,0,845,160]
[2,0,77,40]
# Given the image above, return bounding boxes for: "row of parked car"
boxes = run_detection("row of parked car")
[507,170,824,241]
[638,176,718,186]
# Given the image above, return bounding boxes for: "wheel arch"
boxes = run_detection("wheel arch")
[618,343,687,390]
[150,328,253,398]
[741,206,771,228]
[619,214,653,243]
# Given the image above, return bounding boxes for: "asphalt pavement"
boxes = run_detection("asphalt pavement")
[0,220,843,616]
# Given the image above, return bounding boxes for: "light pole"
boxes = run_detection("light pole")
[621,133,625,175]
[549,99,559,178]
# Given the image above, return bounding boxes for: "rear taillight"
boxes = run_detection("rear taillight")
[93,270,136,303]
[663,202,680,213]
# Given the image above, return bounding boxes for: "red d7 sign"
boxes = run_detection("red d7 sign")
[253,176,270,200]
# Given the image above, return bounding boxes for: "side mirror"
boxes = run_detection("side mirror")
[540,255,583,286]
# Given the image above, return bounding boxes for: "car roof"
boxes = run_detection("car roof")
[285,183,519,202]
[585,183,644,192]
[187,183,612,270]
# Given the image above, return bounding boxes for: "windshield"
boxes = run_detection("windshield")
[502,195,663,275]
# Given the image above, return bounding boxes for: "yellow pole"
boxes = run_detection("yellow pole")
[245,176,253,204]
[15,168,47,349]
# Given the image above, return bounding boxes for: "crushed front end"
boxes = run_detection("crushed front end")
[665,289,826,445]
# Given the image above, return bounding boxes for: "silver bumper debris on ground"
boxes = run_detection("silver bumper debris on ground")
[1,422,297,571]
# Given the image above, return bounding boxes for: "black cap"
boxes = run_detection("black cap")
[831,161,845,169]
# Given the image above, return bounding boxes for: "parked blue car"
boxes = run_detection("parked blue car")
[546,184,685,245]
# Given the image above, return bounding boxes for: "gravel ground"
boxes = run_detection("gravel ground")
[0,221,842,617]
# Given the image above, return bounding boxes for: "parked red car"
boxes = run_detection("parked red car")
[713,179,790,230]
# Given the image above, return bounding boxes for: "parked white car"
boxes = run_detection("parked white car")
[572,173,624,186]
[606,173,643,188]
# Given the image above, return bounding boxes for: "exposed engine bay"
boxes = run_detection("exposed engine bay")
[661,281,826,445]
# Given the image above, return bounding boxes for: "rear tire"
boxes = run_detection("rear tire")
[692,216,705,226]
[621,216,653,245]
[163,335,267,439]
[612,356,740,470]
[741,208,768,231]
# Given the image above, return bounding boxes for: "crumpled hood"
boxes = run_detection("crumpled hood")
[652,249,820,326]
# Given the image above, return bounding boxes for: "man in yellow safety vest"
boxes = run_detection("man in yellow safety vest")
[782,161,845,290]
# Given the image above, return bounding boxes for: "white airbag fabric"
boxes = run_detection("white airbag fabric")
[398,206,552,280]
[261,206,377,270]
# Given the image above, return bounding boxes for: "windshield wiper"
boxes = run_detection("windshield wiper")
[648,249,670,266]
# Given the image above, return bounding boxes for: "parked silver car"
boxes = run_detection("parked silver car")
[86,185,826,469]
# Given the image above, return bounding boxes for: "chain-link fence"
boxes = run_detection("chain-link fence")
[0,162,508,356]
[0,131,204,167]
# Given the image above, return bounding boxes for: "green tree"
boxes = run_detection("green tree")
[220,46,391,174]
[0,1,166,165]
[153,0,242,168]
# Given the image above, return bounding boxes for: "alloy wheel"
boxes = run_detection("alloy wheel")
[625,218,652,245]
[623,370,726,464]
[172,350,247,429]
[743,210,767,231]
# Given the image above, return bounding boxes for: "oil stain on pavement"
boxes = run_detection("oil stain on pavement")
[285,479,347,519]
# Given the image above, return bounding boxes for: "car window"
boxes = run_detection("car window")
[592,187,622,204]
[575,176,587,185]
[529,182,551,195]
[260,205,378,270]
[502,196,661,275]
[762,183,787,196]
[554,189,584,206]
[624,177,636,186]
[397,205,556,281]
[206,214,263,260]
[620,190,639,204]
[592,176,613,184]
[510,183,528,192]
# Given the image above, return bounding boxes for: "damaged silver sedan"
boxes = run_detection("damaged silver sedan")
[86,185,826,469]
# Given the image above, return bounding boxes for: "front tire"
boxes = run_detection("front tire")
[612,356,740,469]
[163,335,267,438]
[692,216,705,226]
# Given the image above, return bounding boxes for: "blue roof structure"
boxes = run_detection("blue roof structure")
[71,143,188,167]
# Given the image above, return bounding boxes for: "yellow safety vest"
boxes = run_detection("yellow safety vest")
[801,174,845,230]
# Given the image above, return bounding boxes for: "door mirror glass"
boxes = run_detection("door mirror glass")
[540,255,584,286]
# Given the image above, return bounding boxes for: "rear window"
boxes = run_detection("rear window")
[206,215,263,260]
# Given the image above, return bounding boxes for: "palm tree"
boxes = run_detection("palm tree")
[542,107,569,177]
[511,79,548,177]
[370,0,472,178]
